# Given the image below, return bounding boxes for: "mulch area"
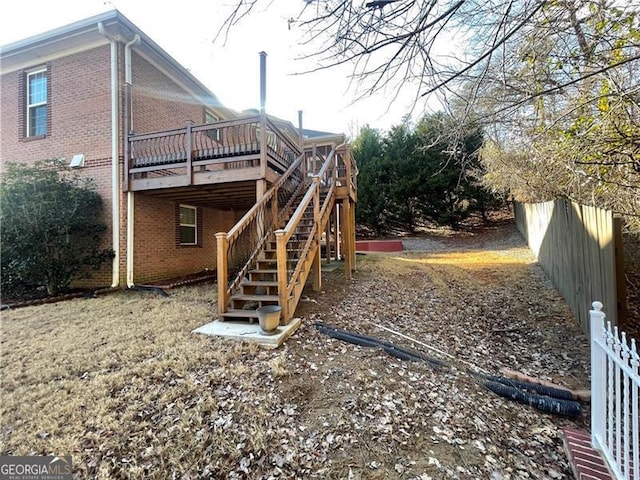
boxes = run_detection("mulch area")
[142,270,217,290]
[1,287,117,310]
[1,271,216,310]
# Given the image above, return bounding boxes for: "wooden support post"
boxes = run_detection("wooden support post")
[215,232,228,316]
[336,203,341,261]
[312,177,321,291]
[345,147,352,199]
[325,210,332,264]
[312,143,317,175]
[256,179,267,239]
[186,120,193,186]
[349,146,357,195]
[271,185,279,228]
[256,179,267,200]
[350,200,357,272]
[275,229,289,323]
[333,205,339,262]
[341,199,351,280]
[302,150,307,179]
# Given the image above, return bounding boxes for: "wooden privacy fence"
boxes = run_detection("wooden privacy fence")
[514,199,626,334]
[590,301,639,480]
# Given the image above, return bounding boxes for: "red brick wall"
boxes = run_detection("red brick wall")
[0,45,112,165]
[1,45,115,287]
[126,51,234,282]
[130,51,205,133]
[1,41,240,288]
[132,194,240,282]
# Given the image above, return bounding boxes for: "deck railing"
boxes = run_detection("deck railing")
[126,115,301,189]
[590,301,639,480]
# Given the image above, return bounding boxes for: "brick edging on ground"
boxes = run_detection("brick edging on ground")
[562,427,614,480]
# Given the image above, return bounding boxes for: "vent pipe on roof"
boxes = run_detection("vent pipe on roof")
[258,52,268,188]
[298,110,303,152]
[259,51,267,116]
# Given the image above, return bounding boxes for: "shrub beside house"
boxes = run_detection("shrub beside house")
[0,10,251,289]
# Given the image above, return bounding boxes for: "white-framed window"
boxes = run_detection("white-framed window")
[27,68,47,137]
[204,108,221,142]
[205,109,219,124]
[179,205,197,245]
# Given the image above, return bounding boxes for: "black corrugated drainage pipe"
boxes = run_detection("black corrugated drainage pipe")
[478,379,583,417]
[472,373,575,400]
[315,323,449,369]
[314,322,583,417]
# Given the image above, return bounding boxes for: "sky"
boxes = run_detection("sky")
[0,0,439,137]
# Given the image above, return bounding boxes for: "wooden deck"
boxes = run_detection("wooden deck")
[125,116,357,210]
[125,115,302,192]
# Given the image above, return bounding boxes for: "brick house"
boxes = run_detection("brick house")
[0,10,357,323]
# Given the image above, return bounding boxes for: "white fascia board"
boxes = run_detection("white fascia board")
[0,38,111,75]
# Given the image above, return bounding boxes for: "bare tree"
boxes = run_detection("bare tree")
[217,0,640,230]
[470,0,640,229]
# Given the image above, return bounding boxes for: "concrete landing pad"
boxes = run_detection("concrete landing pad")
[193,317,302,348]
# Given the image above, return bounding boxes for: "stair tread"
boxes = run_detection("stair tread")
[231,294,280,301]
[264,248,304,252]
[258,259,297,264]
[251,268,293,273]
[222,309,260,318]
[241,280,279,287]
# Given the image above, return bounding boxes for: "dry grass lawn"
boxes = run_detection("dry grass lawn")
[1,223,592,479]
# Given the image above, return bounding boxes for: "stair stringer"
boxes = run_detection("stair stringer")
[279,184,336,323]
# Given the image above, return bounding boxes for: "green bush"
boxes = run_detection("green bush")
[1,160,114,296]
[353,114,504,234]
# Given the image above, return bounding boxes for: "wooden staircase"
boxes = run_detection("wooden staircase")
[221,190,331,322]
[222,205,315,322]
[216,145,356,325]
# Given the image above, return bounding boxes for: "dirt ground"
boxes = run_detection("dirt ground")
[1,221,593,479]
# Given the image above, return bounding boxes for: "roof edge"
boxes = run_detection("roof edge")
[0,10,120,54]
[0,10,231,115]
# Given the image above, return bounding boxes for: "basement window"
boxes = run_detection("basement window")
[179,205,197,245]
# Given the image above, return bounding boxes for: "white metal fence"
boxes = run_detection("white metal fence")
[590,301,639,480]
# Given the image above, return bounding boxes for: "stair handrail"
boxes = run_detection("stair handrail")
[216,153,305,314]
[280,148,336,238]
[318,150,338,223]
[265,117,302,158]
[275,148,338,320]
[226,153,303,245]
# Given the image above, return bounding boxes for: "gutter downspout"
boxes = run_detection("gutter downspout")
[124,34,141,288]
[98,22,121,288]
